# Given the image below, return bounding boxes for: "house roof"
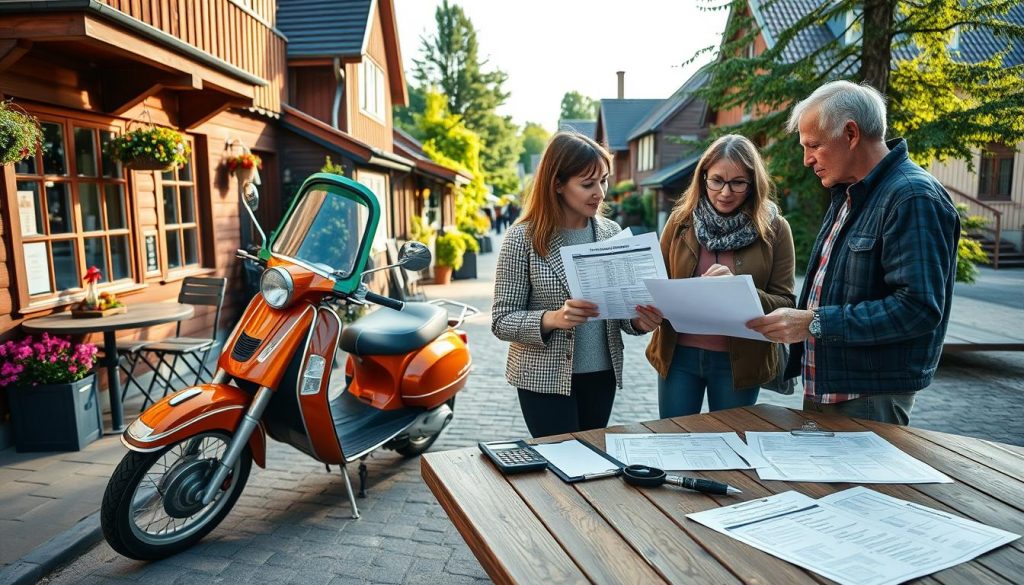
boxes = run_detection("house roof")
[277,0,373,57]
[393,128,472,185]
[558,119,596,139]
[749,0,1024,66]
[628,68,709,142]
[639,153,701,188]
[597,99,662,151]
[282,104,414,171]
[277,0,407,106]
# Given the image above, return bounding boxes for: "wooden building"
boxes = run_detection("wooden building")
[0,0,469,445]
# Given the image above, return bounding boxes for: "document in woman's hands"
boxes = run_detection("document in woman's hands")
[643,274,769,341]
[559,232,668,319]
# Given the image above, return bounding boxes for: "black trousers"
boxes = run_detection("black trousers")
[517,369,616,438]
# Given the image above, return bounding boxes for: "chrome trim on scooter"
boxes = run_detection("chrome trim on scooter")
[126,406,246,445]
[402,362,472,399]
[256,304,315,363]
[294,310,324,461]
[169,388,204,406]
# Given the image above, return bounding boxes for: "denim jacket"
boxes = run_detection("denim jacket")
[785,139,961,394]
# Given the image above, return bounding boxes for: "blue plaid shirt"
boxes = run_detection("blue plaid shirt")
[788,139,960,396]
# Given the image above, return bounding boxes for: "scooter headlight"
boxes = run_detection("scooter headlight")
[260,267,294,309]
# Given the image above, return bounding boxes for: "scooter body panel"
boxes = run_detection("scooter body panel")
[219,294,317,388]
[296,307,345,464]
[346,353,415,410]
[122,383,267,468]
[401,330,471,407]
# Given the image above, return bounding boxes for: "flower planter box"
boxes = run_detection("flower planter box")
[452,251,478,280]
[6,374,102,452]
[123,158,176,172]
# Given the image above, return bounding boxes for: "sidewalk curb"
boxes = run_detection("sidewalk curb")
[0,511,102,585]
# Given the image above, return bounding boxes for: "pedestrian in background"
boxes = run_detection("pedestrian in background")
[647,134,796,418]
[748,80,960,425]
[492,131,662,438]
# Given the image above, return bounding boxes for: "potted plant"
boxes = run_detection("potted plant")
[107,125,190,171]
[0,99,42,165]
[434,231,467,285]
[226,151,262,185]
[0,333,101,451]
[452,230,481,280]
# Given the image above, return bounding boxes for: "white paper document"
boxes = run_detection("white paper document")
[532,440,618,479]
[643,274,768,341]
[559,231,668,319]
[604,433,768,470]
[687,487,1019,585]
[746,431,952,483]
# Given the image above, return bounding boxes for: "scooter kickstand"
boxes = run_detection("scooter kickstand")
[358,460,368,498]
[340,463,360,519]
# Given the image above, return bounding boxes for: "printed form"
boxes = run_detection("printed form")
[605,433,768,470]
[746,431,952,483]
[687,487,1019,585]
[559,231,667,320]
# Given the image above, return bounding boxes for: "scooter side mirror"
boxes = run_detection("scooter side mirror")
[240,182,267,247]
[398,241,431,272]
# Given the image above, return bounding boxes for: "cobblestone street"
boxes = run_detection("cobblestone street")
[41,243,1024,584]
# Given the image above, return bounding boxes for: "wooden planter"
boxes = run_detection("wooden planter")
[6,374,103,452]
[124,157,176,172]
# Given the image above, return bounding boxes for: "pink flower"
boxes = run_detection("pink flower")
[68,365,77,374]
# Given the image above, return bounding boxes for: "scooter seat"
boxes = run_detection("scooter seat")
[340,302,448,355]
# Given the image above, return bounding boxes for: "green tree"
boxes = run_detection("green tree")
[519,122,551,174]
[393,83,427,139]
[413,0,521,193]
[559,90,599,120]
[692,0,1024,279]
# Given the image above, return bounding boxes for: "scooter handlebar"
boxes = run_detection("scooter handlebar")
[365,291,405,311]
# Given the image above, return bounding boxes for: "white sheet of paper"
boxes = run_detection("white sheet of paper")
[559,231,667,320]
[23,242,50,295]
[532,439,618,479]
[604,432,768,470]
[643,274,768,341]
[608,227,633,240]
[687,488,1019,585]
[17,190,37,236]
[746,431,952,483]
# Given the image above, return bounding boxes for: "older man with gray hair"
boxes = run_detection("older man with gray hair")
[747,80,960,425]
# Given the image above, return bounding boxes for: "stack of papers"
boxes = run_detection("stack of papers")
[605,433,767,470]
[687,487,1019,585]
[746,431,952,483]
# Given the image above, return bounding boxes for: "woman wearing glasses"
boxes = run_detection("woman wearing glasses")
[645,134,796,417]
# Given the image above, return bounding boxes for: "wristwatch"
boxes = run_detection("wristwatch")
[808,309,822,338]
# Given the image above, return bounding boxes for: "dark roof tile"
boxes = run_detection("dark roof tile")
[277,0,373,58]
[598,99,661,151]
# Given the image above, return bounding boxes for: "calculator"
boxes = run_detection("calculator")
[478,440,548,474]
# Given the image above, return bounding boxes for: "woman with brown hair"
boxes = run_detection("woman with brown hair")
[492,131,662,438]
[646,134,795,417]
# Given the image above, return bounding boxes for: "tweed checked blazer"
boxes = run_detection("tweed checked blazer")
[492,217,641,396]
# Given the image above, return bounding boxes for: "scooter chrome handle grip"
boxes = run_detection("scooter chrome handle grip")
[365,291,404,311]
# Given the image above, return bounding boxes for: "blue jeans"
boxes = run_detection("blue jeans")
[658,346,759,418]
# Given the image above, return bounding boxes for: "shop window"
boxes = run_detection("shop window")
[13,118,132,305]
[159,150,202,272]
[978,143,1015,201]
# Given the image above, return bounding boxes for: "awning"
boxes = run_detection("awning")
[639,154,701,188]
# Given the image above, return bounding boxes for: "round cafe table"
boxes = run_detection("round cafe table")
[22,302,195,432]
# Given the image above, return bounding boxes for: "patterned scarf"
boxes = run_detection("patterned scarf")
[693,196,776,251]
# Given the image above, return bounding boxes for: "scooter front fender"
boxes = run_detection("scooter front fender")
[121,383,267,468]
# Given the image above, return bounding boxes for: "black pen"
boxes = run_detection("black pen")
[665,474,742,495]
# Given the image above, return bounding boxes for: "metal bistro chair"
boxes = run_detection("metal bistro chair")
[134,276,227,406]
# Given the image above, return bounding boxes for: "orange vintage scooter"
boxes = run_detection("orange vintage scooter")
[101,173,474,560]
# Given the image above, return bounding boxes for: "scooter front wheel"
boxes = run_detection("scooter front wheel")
[101,431,252,560]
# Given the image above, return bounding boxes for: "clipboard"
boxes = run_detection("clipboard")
[531,438,626,483]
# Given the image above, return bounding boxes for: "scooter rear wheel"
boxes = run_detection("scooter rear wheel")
[101,431,252,560]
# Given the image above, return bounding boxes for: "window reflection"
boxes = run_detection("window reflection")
[74,127,98,176]
[41,123,67,176]
[46,183,72,233]
[273,188,366,277]
[80,183,103,231]
[51,240,79,290]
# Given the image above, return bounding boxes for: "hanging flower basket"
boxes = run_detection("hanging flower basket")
[0,99,43,166]
[226,151,262,184]
[107,120,190,172]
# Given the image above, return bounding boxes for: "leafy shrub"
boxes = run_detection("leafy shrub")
[0,100,42,165]
[107,126,190,169]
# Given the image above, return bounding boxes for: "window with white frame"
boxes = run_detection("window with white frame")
[638,135,655,171]
[359,57,386,121]
[356,171,389,251]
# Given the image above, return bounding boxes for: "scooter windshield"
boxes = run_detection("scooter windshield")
[272,188,368,277]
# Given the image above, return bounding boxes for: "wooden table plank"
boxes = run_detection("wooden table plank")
[421,449,588,584]
[509,471,667,585]
[900,426,1024,480]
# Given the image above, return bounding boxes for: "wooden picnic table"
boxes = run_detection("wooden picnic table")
[422,404,1024,584]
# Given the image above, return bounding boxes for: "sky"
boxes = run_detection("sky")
[392,0,730,132]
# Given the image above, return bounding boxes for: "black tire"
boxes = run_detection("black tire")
[394,397,455,458]
[101,431,252,560]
